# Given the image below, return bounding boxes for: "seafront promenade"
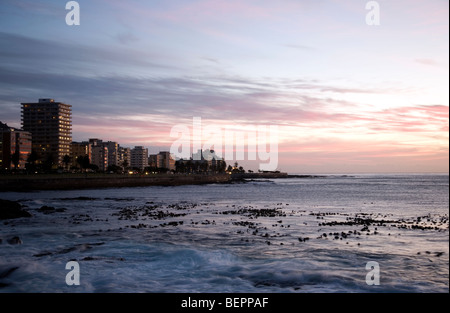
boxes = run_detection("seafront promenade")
[0,173,231,191]
[0,172,296,191]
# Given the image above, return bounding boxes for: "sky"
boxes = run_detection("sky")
[0,0,448,173]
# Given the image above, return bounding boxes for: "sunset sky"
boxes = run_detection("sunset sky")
[0,0,448,173]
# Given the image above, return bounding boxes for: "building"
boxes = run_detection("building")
[118,146,131,169]
[148,152,175,171]
[21,98,72,167]
[188,149,225,173]
[91,145,108,172]
[130,146,148,171]
[157,151,176,171]
[0,122,32,170]
[71,141,92,168]
[104,141,119,167]
[88,138,103,147]
[148,154,159,168]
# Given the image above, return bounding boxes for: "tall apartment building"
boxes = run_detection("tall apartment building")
[130,146,148,171]
[21,98,72,166]
[0,122,32,170]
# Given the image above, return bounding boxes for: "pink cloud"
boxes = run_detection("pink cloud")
[277,138,449,173]
[415,58,440,67]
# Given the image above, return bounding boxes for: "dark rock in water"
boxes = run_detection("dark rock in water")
[37,206,66,214]
[55,197,99,201]
[33,251,53,257]
[38,205,56,213]
[0,266,19,279]
[0,266,19,288]
[0,199,32,220]
[7,236,22,245]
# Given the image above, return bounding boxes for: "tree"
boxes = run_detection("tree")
[200,161,209,173]
[107,164,122,173]
[186,160,193,173]
[76,155,90,172]
[11,149,21,170]
[26,150,39,173]
[62,154,71,170]
[218,160,227,173]
[175,160,186,173]
[121,159,129,170]
[43,154,55,173]
[89,164,99,172]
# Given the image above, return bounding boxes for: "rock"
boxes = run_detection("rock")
[0,266,19,279]
[7,236,22,245]
[38,206,56,213]
[0,199,32,220]
[37,206,66,214]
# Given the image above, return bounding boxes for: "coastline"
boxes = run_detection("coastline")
[0,172,322,191]
[0,174,231,191]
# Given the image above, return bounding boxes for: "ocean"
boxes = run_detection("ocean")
[0,174,448,293]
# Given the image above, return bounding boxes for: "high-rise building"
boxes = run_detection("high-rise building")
[0,122,32,170]
[21,98,72,167]
[131,146,148,171]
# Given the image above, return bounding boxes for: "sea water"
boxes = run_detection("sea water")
[0,174,448,293]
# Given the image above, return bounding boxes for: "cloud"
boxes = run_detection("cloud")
[415,58,440,67]
[0,30,447,173]
[114,31,140,45]
[0,0,61,17]
[0,32,175,75]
